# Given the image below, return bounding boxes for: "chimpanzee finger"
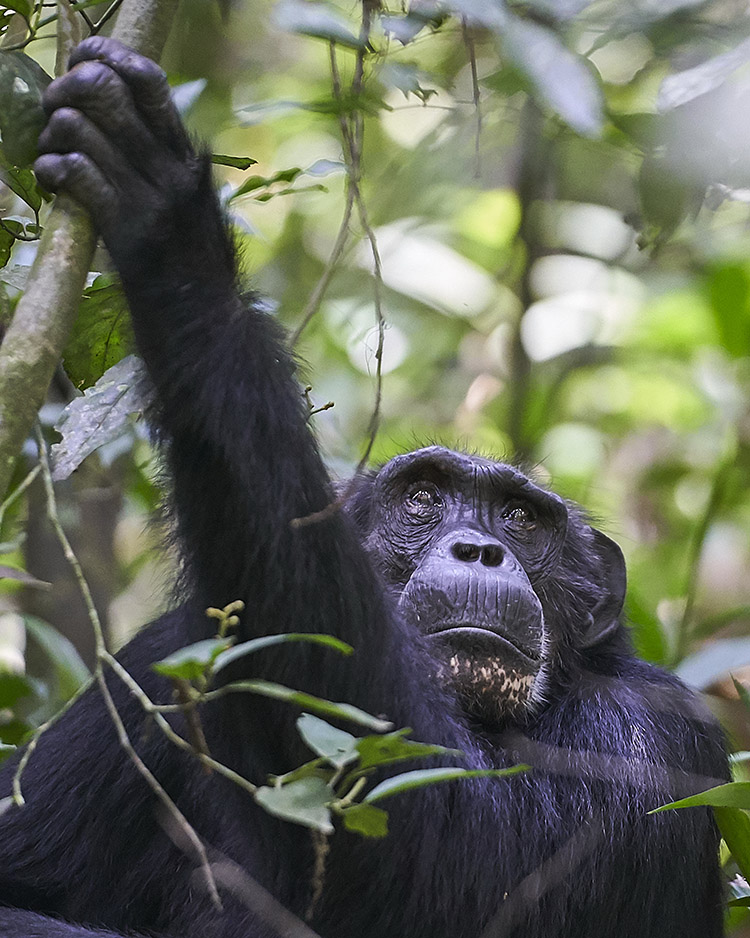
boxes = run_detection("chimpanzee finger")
[38,107,139,193]
[68,37,191,158]
[43,61,173,186]
[34,151,117,231]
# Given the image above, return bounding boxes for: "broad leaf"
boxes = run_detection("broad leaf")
[255,777,334,833]
[152,639,232,681]
[63,276,135,389]
[24,616,90,700]
[356,728,458,770]
[364,765,528,803]
[51,356,148,481]
[214,632,352,673]
[340,802,389,837]
[715,806,750,882]
[658,37,750,112]
[219,679,392,731]
[273,0,364,49]
[0,672,34,709]
[0,51,51,166]
[297,714,358,768]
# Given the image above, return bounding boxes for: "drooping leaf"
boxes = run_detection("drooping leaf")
[213,632,352,674]
[340,802,389,837]
[652,782,750,813]
[272,0,364,49]
[62,276,135,389]
[715,806,750,882]
[658,37,750,112]
[498,16,602,137]
[0,51,51,166]
[364,765,529,803]
[297,713,358,768]
[23,615,90,700]
[0,224,15,269]
[152,639,232,682]
[0,148,42,211]
[255,777,334,832]
[218,679,392,732]
[51,355,149,481]
[356,728,458,770]
[0,565,50,589]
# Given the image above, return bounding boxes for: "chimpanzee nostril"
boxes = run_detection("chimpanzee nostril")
[452,542,482,563]
[481,544,504,567]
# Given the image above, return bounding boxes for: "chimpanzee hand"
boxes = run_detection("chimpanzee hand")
[35,37,231,290]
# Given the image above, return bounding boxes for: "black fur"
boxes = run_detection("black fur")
[0,37,729,938]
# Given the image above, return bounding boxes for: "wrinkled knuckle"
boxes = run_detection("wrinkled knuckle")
[126,53,166,86]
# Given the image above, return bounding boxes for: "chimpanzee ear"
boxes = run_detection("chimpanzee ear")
[579,530,627,649]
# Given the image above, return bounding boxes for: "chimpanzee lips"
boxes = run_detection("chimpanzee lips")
[427,624,541,665]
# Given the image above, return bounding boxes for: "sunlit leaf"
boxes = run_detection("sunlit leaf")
[0,565,50,589]
[273,0,364,49]
[212,154,258,170]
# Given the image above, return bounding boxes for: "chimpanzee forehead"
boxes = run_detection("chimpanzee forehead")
[376,446,567,519]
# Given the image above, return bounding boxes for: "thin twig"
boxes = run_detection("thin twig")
[29,427,223,910]
[0,464,40,532]
[462,19,482,179]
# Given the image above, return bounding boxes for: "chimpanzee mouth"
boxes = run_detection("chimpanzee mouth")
[426,625,541,665]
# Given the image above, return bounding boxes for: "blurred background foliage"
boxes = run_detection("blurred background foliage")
[3,0,750,924]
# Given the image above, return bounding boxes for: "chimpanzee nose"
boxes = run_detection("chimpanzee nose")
[451,540,505,567]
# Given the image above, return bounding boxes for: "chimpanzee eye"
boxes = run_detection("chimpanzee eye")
[405,483,442,512]
[503,502,537,528]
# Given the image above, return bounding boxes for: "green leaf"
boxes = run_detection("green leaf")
[503,18,601,136]
[356,728,458,771]
[23,615,90,701]
[272,0,364,49]
[729,896,750,908]
[340,802,389,837]
[152,638,232,681]
[652,782,750,813]
[364,765,529,803]
[0,147,41,210]
[229,166,303,201]
[62,276,135,389]
[0,671,33,709]
[733,679,750,713]
[1,0,31,18]
[715,806,750,882]
[0,742,15,765]
[211,154,258,170]
[255,777,334,832]
[297,713,358,768]
[218,680,393,732]
[213,632,352,674]
[0,225,14,269]
[51,355,148,481]
[0,51,51,166]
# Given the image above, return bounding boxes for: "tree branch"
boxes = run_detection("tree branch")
[0,0,180,501]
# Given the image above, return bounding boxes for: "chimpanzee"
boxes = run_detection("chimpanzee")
[0,37,730,938]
